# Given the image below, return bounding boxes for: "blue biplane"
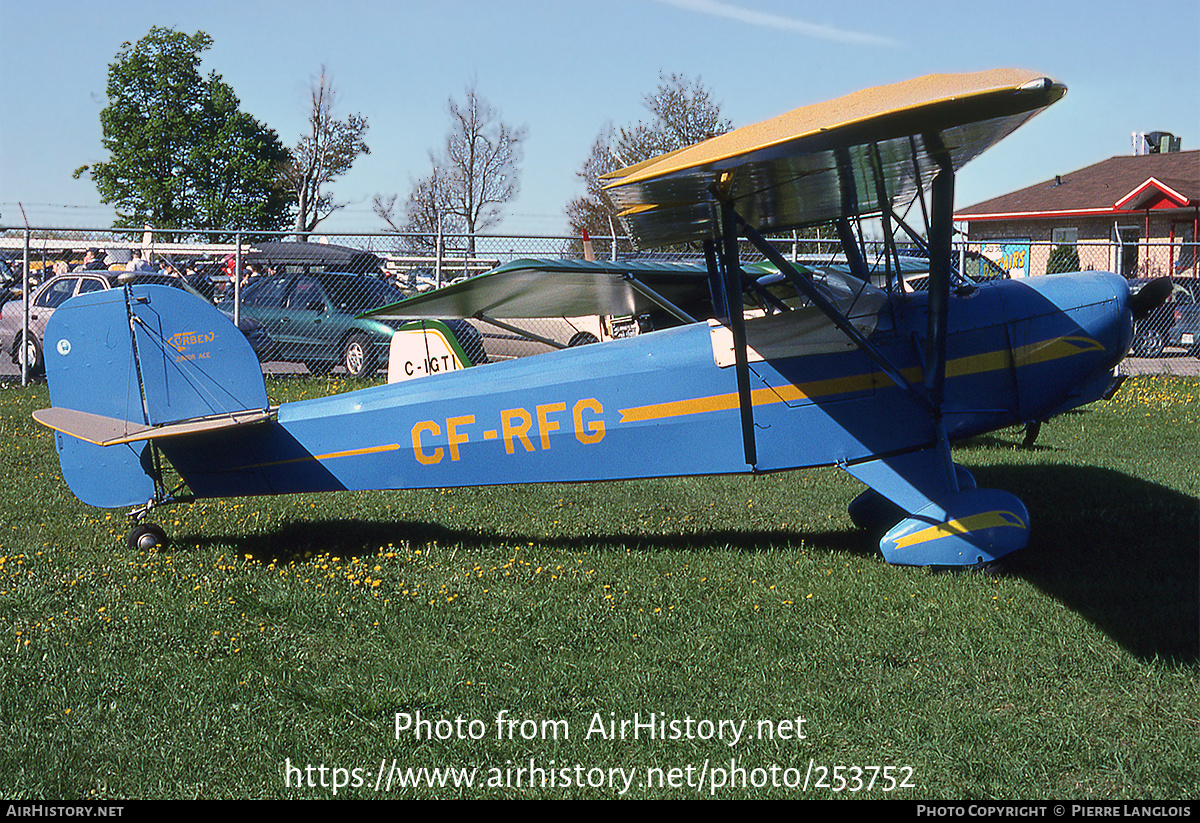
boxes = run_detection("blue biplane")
[34,69,1170,567]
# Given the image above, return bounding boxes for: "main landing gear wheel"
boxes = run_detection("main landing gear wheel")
[127,522,168,552]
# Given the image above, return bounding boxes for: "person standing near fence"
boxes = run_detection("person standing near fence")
[125,249,154,272]
[75,248,107,271]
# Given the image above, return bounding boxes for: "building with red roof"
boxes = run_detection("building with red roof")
[955,144,1197,279]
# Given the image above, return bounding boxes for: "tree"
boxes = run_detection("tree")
[375,82,526,256]
[75,27,290,237]
[566,73,732,246]
[616,72,733,161]
[1047,244,1081,275]
[565,126,633,256]
[372,165,448,252]
[281,67,370,241]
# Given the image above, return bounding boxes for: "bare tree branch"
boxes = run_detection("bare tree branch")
[283,67,370,240]
[377,82,525,257]
[567,73,731,245]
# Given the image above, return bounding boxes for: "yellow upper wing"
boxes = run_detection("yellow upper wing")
[602,69,1065,249]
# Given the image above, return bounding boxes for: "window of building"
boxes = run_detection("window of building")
[1051,227,1078,245]
[1173,223,1196,275]
[1114,225,1140,278]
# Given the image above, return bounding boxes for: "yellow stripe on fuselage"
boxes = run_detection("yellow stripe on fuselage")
[1012,335,1105,368]
[618,335,1101,425]
[619,370,890,424]
[313,443,402,461]
[236,442,401,471]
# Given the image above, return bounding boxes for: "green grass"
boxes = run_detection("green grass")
[0,374,1196,799]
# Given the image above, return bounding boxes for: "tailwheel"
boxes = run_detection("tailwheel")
[127,522,169,552]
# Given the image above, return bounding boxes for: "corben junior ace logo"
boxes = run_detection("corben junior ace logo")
[169,329,216,361]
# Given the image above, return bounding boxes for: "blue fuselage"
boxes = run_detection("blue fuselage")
[159,272,1132,499]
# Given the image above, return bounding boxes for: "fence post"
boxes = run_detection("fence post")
[435,216,444,288]
[234,232,242,327]
[20,228,30,387]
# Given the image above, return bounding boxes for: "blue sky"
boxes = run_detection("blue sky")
[1,0,1197,236]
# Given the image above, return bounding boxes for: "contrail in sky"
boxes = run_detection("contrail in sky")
[653,0,901,47]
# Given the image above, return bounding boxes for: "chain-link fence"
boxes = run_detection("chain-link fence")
[0,228,585,384]
[2,228,1196,386]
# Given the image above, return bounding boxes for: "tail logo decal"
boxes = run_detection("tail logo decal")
[168,330,217,353]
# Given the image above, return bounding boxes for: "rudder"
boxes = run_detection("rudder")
[42,283,269,507]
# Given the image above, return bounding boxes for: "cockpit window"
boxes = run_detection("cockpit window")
[752,266,885,317]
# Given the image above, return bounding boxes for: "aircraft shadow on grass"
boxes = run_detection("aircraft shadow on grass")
[975,464,1198,664]
[184,462,1196,664]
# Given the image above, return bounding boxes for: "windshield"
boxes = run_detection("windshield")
[761,254,978,292]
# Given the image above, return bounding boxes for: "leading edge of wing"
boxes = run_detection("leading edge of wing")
[603,69,1066,248]
[360,258,712,320]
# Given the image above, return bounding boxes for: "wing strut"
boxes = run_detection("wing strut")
[834,218,870,282]
[621,273,699,325]
[718,199,758,468]
[734,213,934,415]
[925,161,953,409]
[923,138,959,493]
[868,143,906,295]
[474,314,568,350]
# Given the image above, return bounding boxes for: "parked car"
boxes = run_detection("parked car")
[234,270,486,378]
[0,257,20,309]
[1165,278,1200,356]
[1,270,274,376]
[1128,278,1197,357]
[244,241,385,275]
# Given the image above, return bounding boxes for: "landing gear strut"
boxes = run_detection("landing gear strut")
[124,485,182,551]
[122,437,190,551]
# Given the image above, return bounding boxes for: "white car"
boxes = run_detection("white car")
[1,271,273,375]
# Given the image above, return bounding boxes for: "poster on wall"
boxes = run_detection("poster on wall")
[980,241,1031,278]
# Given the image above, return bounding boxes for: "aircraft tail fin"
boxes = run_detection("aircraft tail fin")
[39,284,269,508]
